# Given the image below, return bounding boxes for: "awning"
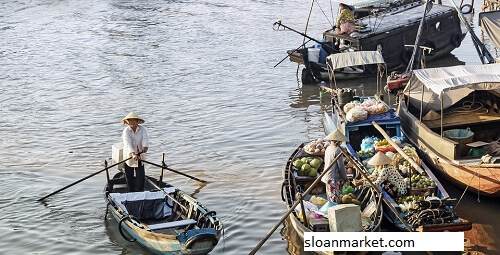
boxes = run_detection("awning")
[331,0,394,8]
[479,10,500,50]
[327,51,385,70]
[404,64,500,112]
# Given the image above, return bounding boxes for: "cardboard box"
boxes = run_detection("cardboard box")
[327,204,362,232]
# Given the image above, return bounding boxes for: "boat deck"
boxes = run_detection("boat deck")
[422,109,500,129]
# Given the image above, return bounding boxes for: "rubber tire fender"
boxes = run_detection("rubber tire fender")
[185,233,219,249]
[451,34,462,48]
[460,4,472,14]
[118,217,136,242]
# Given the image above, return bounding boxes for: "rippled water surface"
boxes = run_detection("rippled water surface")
[1,0,498,254]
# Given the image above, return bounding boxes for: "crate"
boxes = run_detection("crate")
[309,218,330,232]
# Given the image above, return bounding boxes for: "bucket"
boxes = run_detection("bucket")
[337,88,355,108]
[443,128,474,157]
[308,48,321,63]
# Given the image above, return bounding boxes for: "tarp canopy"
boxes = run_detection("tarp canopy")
[327,51,385,70]
[331,0,395,8]
[479,10,500,50]
[405,64,500,112]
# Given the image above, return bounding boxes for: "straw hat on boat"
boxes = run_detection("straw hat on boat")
[422,110,441,121]
[324,129,348,142]
[368,151,392,166]
[121,111,145,124]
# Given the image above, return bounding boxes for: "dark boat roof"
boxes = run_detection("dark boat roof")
[351,3,456,39]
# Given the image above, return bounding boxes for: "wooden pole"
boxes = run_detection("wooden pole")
[419,84,424,121]
[371,121,424,174]
[38,157,132,201]
[145,178,188,212]
[440,95,444,137]
[159,153,165,188]
[142,159,207,183]
[248,153,342,255]
[105,160,110,184]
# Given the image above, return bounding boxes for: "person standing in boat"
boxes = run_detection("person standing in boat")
[122,111,149,192]
[336,3,356,35]
[354,151,407,196]
[321,129,349,203]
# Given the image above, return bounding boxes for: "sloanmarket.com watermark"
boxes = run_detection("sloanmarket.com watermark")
[303,232,464,251]
[305,235,415,249]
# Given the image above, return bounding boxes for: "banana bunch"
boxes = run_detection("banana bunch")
[375,139,390,147]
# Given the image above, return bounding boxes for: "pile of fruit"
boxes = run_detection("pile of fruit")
[340,193,361,205]
[374,139,395,152]
[404,173,436,190]
[304,139,330,155]
[292,157,322,177]
[392,146,421,169]
[356,149,374,159]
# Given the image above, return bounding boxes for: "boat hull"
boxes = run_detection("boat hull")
[290,2,464,83]
[397,98,500,197]
[105,174,221,255]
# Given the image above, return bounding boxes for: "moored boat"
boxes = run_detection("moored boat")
[104,159,222,254]
[320,51,472,231]
[282,0,464,83]
[397,63,500,197]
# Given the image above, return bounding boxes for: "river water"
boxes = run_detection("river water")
[1,0,498,254]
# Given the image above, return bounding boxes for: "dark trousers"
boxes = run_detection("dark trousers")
[124,162,145,192]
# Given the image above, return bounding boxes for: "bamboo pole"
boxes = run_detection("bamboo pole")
[371,121,424,174]
[248,153,342,255]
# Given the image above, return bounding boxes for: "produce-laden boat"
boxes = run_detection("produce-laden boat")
[282,143,384,254]
[320,51,471,231]
[104,157,222,254]
[397,63,500,197]
[282,0,464,83]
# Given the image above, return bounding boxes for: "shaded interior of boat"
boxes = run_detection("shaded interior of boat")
[105,172,222,240]
[404,91,500,161]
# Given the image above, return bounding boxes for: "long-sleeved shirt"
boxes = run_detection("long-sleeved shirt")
[364,167,407,195]
[122,125,149,167]
[321,144,348,184]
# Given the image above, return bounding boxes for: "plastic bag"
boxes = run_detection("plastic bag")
[341,184,355,195]
[346,106,367,122]
[294,200,318,221]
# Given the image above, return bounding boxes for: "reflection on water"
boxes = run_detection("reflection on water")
[1,0,498,254]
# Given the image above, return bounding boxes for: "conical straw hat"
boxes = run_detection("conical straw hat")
[324,129,348,142]
[422,110,441,121]
[121,111,145,124]
[368,151,392,166]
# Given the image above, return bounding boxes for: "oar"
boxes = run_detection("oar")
[141,159,208,183]
[38,157,132,202]
[273,39,312,68]
[249,153,342,255]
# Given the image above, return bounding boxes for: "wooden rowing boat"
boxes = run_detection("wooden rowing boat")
[104,172,222,255]
[282,143,384,254]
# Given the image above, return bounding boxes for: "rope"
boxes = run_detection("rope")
[455,170,476,209]
[314,0,333,27]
